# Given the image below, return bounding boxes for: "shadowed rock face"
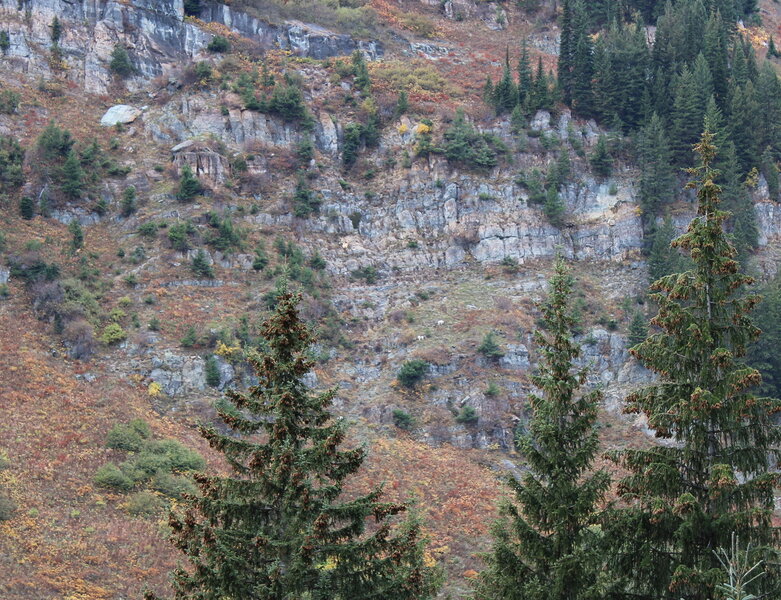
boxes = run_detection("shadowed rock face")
[0,0,382,94]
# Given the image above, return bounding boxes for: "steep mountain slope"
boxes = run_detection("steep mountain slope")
[1,0,780,597]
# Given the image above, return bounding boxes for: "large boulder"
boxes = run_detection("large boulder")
[100,105,142,127]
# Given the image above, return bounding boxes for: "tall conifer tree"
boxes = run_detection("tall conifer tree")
[637,113,675,221]
[475,258,609,600]
[148,293,441,600]
[606,132,781,600]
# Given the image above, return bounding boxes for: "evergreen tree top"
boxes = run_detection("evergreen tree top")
[151,292,441,600]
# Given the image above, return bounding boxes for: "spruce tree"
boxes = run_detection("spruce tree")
[589,135,612,177]
[517,39,533,112]
[493,53,518,115]
[606,132,781,600]
[670,66,702,166]
[19,195,35,220]
[109,45,134,78]
[747,272,781,399]
[569,1,595,118]
[637,113,675,221]
[148,292,440,600]
[647,215,684,282]
[475,258,609,600]
[191,249,214,279]
[627,310,648,347]
[61,149,84,199]
[176,164,202,202]
[557,0,574,105]
[761,146,779,200]
[729,82,760,175]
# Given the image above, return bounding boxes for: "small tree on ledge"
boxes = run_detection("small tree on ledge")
[147,292,440,600]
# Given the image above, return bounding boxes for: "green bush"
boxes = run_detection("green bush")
[94,463,134,491]
[19,195,35,220]
[176,164,202,202]
[144,439,206,473]
[205,355,221,387]
[443,110,505,170]
[106,419,150,451]
[150,472,197,499]
[109,45,134,78]
[124,490,164,516]
[397,359,429,387]
[392,408,415,430]
[181,326,198,347]
[351,265,378,284]
[191,249,215,279]
[455,405,478,424]
[121,186,136,217]
[478,331,504,359]
[99,322,127,345]
[1,136,25,192]
[0,89,20,114]
[106,426,144,452]
[292,175,320,218]
[207,35,231,53]
[268,83,309,123]
[168,221,195,252]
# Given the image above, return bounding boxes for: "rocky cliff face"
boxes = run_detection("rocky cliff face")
[0,0,381,94]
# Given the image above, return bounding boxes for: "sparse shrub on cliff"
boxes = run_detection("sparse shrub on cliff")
[397,359,429,387]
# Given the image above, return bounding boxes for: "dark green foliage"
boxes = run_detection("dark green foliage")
[395,90,408,116]
[183,0,202,16]
[637,113,675,220]
[309,251,326,271]
[37,121,73,162]
[292,174,320,217]
[61,150,84,199]
[168,221,195,252]
[454,405,478,425]
[342,123,363,169]
[589,135,612,177]
[351,265,378,284]
[761,146,779,200]
[543,188,566,228]
[268,83,309,122]
[492,56,518,115]
[191,249,215,279]
[0,135,24,192]
[121,186,137,217]
[50,16,62,45]
[109,45,134,77]
[747,273,781,399]
[147,293,440,600]
[252,245,269,271]
[19,195,35,220]
[352,49,371,92]
[607,133,781,600]
[296,135,314,164]
[205,355,220,387]
[176,164,201,202]
[392,408,415,430]
[647,215,684,282]
[477,331,504,359]
[443,110,504,170]
[194,61,212,81]
[397,359,429,387]
[476,258,609,600]
[68,220,83,251]
[206,213,243,252]
[0,31,9,55]
[180,326,198,348]
[94,463,133,491]
[0,89,20,113]
[106,419,152,452]
[207,35,231,53]
[627,310,647,347]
